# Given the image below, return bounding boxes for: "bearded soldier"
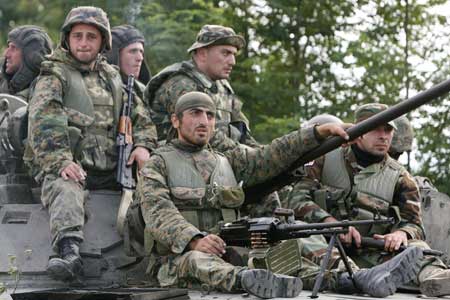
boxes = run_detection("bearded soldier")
[0,25,52,100]
[27,6,157,281]
[287,103,450,297]
[146,24,281,219]
[137,92,422,298]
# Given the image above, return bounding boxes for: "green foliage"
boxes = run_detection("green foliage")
[0,0,448,192]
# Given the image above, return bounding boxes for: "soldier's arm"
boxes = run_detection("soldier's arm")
[392,170,425,240]
[28,75,74,176]
[130,92,157,151]
[137,155,202,254]
[150,75,197,140]
[227,126,321,187]
[284,176,333,223]
[230,96,259,147]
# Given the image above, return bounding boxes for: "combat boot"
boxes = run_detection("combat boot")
[47,238,83,281]
[238,269,303,299]
[337,246,423,297]
[420,266,450,297]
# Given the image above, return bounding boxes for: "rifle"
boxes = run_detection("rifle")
[116,75,135,189]
[244,78,450,203]
[352,236,443,256]
[219,209,394,298]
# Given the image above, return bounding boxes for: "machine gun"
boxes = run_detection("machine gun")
[219,208,395,298]
[116,75,135,189]
[244,78,450,203]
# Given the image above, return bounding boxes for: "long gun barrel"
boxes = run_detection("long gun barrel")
[116,75,135,189]
[244,78,450,203]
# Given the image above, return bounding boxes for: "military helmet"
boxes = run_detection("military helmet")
[60,6,111,51]
[390,115,414,153]
[3,25,53,93]
[304,114,343,127]
[188,24,245,53]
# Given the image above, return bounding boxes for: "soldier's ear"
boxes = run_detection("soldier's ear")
[171,113,180,129]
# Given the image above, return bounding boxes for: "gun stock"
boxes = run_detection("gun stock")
[244,78,450,203]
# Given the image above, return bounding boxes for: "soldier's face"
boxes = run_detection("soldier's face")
[68,24,102,64]
[172,107,216,146]
[119,42,144,77]
[199,45,237,80]
[356,125,394,156]
[4,42,22,75]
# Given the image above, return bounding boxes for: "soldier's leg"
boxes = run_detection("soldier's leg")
[41,174,85,280]
[407,239,450,297]
[159,250,302,298]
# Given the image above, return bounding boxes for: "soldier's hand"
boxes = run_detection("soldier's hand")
[324,217,362,247]
[189,234,226,257]
[128,146,150,170]
[60,162,86,182]
[315,123,353,141]
[373,231,408,252]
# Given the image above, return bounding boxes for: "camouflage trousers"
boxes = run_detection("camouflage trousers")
[41,174,85,250]
[155,233,359,292]
[348,239,446,285]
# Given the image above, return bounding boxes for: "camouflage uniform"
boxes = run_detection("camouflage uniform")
[27,7,157,249]
[137,122,358,291]
[145,25,279,217]
[284,104,449,295]
[0,25,53,100]
[105,24,151,100]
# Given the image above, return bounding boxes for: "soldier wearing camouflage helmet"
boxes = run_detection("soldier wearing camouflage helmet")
[138,92,423,298]
[27,6,157,281]
[287,103,450,297]
[144,24,255,145]
[105,24,151,99]
[0,25,53,100]
[389,115,414,160]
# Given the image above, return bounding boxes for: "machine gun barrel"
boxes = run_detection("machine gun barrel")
[244,78,450,203]
[276,217,394,232]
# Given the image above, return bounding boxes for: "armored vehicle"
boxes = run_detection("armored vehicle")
[0,93,449,300]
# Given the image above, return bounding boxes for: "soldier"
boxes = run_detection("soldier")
[137,92,423,298]
[145,24,255,145]
[0,25,53,100]
[146,24,280,218]
[105,24,151,99]
[389,115,414,161]
[288,103,450,297]
[27,6,157,281]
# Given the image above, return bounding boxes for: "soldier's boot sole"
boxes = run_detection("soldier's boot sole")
[240,269,303,299]
[358,246,423,298]
[47,257,82,282]
[420,273,450,297]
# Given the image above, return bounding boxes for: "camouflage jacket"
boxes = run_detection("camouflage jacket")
[137,126,319,255]
[144,60,257,146]
[288,146,424,240]
[28,47,157,177]
[0,67,30,101]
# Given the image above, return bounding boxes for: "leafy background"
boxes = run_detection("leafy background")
[0,0,449,193]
